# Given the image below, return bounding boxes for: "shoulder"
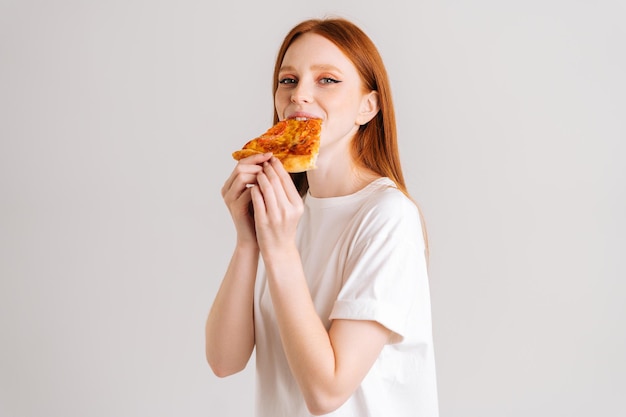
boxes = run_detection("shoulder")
[361,178,420,219]
[356,179,423,240]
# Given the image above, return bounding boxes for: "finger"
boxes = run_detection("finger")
[256,170,280,216]
[223,152,272,182]
[262,160,283,189]
[249,184,266,221]
[222,174,259,202]
[261,160,292,209]
[221,163,264,199]
[238,186,253,206]
[239,152,273,165]
[269,156,302,204]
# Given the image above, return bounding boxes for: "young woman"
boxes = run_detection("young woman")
[206,17,439,417]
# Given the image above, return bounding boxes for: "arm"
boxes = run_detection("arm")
[266,249,391,415]
[205,243,258,377]
[205,153,273,377]
[251,158,391,415]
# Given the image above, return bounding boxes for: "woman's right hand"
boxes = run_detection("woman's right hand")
[221,152,274,247]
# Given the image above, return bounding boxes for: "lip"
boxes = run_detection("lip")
[286,111,321,121]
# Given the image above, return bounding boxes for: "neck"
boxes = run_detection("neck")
[307,152,380,198]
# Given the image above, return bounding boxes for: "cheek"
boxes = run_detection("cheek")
[274,91,288,116]
[327,99,361,124]
[323,111,360,140]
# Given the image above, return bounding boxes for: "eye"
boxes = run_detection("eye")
[319,77,341,84]
[278,77,297,85]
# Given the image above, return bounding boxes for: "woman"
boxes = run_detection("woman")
[206,17,439,416]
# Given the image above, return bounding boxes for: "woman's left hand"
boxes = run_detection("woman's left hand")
[250,156,303,253]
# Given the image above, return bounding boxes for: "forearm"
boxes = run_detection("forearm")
[205,243,259,377]
[264,247,345,413]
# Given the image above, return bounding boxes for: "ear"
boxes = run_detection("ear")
[356,90,380,126]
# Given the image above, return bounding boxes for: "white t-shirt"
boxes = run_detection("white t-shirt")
[254,177,439,416]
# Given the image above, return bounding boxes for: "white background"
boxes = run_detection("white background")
[1,1,624,416]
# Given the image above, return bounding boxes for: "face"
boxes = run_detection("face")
[275,33,378,152]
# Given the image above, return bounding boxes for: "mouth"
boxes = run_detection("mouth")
[287,112,320,121]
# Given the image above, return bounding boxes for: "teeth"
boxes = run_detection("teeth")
[294,117,308,121]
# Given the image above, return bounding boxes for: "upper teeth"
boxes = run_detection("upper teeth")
[295,117,308,121]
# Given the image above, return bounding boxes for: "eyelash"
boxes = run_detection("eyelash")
[278,77,341,85]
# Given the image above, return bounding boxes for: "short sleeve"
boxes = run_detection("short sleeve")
[328,192,427,343]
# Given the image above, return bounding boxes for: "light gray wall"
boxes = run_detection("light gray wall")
[1,1,624,416]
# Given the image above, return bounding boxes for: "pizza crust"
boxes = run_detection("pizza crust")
[231,150,319,173]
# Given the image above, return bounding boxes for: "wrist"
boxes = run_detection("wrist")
[235,238,260,253]
[261,243,300,270]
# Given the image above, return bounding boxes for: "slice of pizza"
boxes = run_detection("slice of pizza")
[232,118,322,173]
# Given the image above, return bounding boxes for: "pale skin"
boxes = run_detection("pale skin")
[206,33,391,415]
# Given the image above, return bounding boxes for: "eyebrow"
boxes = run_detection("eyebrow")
[278,64,344,74]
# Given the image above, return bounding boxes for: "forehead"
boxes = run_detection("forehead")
[281,33,356,72]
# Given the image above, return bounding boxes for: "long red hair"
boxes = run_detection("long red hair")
[272,18,430,259]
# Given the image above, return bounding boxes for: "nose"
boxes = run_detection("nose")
[290,83,313,104]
